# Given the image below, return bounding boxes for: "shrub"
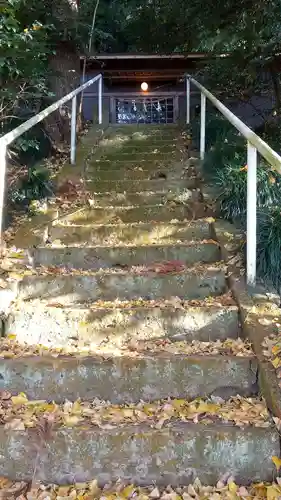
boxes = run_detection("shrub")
[11,165,53,206]
[214,160,281,223]
[257,207,281,289]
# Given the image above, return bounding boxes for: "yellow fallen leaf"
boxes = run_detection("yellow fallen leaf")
[196,401,220,414]
[72,400,82,414]
[120,484,135,498]
[7,334,16,340]
[171,399,186,410]
[272,455,281,471]
[11,393,28,405]
[272,345,281,355]
[267,484,281,500]
[272,357,281,369]
[228,481,238,493]
[63,415,82,426]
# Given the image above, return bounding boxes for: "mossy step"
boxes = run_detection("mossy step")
[0,415,277,484]
[16,265,227,304]
[88,157,181,168]
[88,189,201,207]
[31,242,221,269]
[98,151,181,164]
[49,220,212,246]
[86,168,187,181]
[7,300,239,347]
[54,204,200,225]
[111,144,178,154]
[0,353,256,403]
[85,178,197,193]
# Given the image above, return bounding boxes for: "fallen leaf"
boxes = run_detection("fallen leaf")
[267,484,281,500]
[63,415,82,426]
[149,487,160,498]
[272,455,281,471]
[11,393,28,405]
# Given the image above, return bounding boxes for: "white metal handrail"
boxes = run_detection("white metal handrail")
[0,73,103,243]
[185,74,281,286]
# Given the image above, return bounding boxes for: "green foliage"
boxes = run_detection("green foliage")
[214,161,281,223]
[11,165,53,206]
[0,0,52,158]
[257,208,281,289]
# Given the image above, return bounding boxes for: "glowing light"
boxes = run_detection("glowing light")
[141,82,148,91]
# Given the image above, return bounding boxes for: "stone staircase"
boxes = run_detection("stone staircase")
[0,125,279,486]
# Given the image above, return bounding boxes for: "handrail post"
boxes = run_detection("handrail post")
[186,77,190,125]
[98,76,102,125]
[70,95,77,165]
[0,143,7,247]
[200,92,206,160]
[246,141,257,286]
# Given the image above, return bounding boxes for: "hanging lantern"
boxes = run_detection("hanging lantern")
[141,82,148,92]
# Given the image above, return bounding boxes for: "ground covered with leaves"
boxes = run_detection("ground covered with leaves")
[0,336,253,359]
[2,476,281,499]
[0,393,271,431]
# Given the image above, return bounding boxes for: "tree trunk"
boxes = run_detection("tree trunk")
[270,60,281,113]
[43,0,81,151]
[44,41,81,151]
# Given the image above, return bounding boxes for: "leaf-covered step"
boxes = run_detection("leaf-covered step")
[0,349,257,402]
[7,296,239,347]
[31,242,221,269]
[49,220,212,246]
[0,396,277,485]
[53,205,199,225]
[6,478,281,499]
[87,188,201,207]
[85,178,197,193]
[85,167,188,181]
[16,264,227,304]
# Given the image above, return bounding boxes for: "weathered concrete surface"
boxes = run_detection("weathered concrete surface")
[32,243,221,269]
[7,303,239,346]
[87,168,187,181]
[0,355,257,402]
[55,205,198,225]
[17,268,227,304]
[0,423,277,485]
[50,220,212,246]
[85,189,201,207]
[86,178,197,193]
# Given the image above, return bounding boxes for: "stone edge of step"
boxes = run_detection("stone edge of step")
[209,208,281,419]
[0,422,277,485]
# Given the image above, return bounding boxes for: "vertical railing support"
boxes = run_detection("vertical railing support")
[246,142,257,286]
[98,76,102,125]
[0,143,7,247]
[200,92,206,160]
[70,95,77,165]
[186,77,190,125]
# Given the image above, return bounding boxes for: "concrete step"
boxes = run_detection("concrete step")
[88,189,201,207]
[49,220,212,246]
[89,157,183,169]
[7,299,239,347]
[0,351,257,402]
[86,168,188,181]
[85,178,197,193]
[54,204,206,225]
[0,398,277,485]
[31,242,221,269]
[16,265,227,304]
[112,144,177,154]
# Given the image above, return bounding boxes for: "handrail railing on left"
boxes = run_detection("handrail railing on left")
[185,74,281,286]
[0,73,103,244]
